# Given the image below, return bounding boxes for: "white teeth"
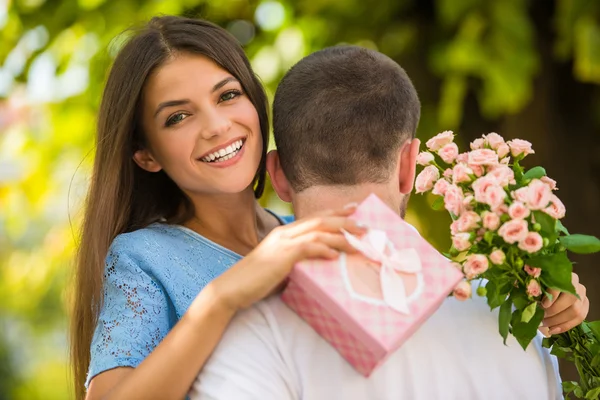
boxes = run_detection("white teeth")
[201,139,245,163]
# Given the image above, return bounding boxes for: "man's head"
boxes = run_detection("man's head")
[267,46,421,216]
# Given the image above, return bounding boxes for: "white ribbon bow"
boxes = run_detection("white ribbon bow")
[342,229,422,314]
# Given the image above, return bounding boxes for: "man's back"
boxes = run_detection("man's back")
[191,283,562,400]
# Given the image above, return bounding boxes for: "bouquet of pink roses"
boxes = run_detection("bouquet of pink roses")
[415,131,600,399]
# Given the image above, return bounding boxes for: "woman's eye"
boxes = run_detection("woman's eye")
[220,90,241,102]
[165,113,189,127]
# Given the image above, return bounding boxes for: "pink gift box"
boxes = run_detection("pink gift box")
[281,194,464,377]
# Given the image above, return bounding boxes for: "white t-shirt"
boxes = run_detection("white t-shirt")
[191,286,562,400]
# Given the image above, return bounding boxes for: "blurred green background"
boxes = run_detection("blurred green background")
[1,0,599,398]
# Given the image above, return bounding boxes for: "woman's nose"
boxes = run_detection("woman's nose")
[199,109,232,139]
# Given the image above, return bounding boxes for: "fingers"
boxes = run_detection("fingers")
[541,288,560,308]
[543,291,576,319]
[292,231,359,259]
[544,296,589,335]
[543,275,586,319]
[542,277,588,335]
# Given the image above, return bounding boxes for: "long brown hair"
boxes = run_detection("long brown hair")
[70,15,269,399]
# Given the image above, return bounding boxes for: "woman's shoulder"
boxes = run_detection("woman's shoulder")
[107,223,225,269]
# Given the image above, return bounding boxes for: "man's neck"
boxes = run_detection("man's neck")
[292,183,407,219]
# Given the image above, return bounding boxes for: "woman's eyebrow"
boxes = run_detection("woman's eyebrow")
[154,99,191,118]
[212,77,238,93]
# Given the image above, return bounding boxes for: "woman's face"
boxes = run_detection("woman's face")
[136,52,262,197]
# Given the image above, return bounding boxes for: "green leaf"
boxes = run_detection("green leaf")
[584,387,600,400]
[556,220,570,235]
[528,253,577,296]
[523,166,546,180]
[560,234,600,254]
[591,353,600,368]
[521,302,538,323]
[510,290,530,310]
[532,210,556,236]
[512,306,545,350]
[574,386,584,398]
[499,299,512,345]
[486,280,512,309]
[431,196,444,211]
[588,321,600,341]
[563,381,579,394]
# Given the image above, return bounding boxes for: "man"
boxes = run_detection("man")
[190,46,569,399]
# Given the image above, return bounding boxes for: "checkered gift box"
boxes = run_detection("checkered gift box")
[281,194,464,377]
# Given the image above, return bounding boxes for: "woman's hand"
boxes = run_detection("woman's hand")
[540,272,589,336]
[211,205,366,312]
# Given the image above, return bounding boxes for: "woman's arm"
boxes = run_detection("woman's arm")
[87,287,234,400]
[86,208,365,400]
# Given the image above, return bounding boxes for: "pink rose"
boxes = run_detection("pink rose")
[462,195,474,211]
[499,155,510,164]
[518,231,544,253]
[468,149,499,166]
[452,163,474,184]
[444,184,464,216]
[452,233,472,251]
[512,187,529,203]
[444,168,453,179]
[544,194,566,219]
[495,204,509,215]
[487,165,515,187]
[426,130,454,151]
[438,143,459,164]
[453,281,472,301]
[527,279,542,298]
[456,211,481,232]
[469,163,485,177]
[489,249,506,265]
[496,143,510,159]
[456,153,469,164]
[498,219,529,244]
[540,176,557,191]
[485,132,505,150]
[463,254,489,279]
[482,211,501,231]
[472,176,497,203]
[507,139,535,158]
[508,201,530,220]
[526,179,552,210]
[470,138,485,150]
[416,152,435,166]
[524,265,541,278]
[485,186,507,210]
[415,165,440,193]
[450,220,459,236]
[432,178,451,196]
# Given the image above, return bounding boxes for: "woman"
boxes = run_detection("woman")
[72,15,365,400]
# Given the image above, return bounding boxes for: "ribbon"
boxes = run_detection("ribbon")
[342,229,422,314]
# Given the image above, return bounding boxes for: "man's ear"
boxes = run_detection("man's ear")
[266,150,293,202]
[133,148,162,173]
[398,138,421,194]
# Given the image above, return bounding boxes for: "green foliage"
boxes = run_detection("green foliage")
[561,235,600,254]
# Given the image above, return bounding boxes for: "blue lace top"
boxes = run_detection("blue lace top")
[86,216,293,387]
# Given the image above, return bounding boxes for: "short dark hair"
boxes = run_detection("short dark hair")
[273,45,420,192]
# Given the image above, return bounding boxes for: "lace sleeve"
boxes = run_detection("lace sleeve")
[85,248,172,387]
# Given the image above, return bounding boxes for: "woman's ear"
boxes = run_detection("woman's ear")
[398,138,421,194]
[133,149,162,172]
[266,150,293,202]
